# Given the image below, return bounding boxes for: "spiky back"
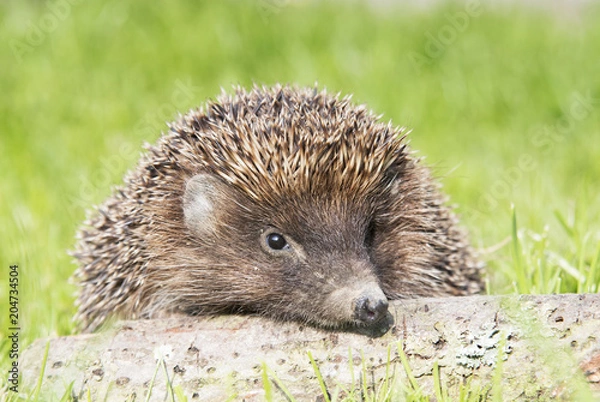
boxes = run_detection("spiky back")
[168,86,408,205]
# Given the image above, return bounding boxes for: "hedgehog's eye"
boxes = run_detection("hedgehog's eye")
[266,233,289,251]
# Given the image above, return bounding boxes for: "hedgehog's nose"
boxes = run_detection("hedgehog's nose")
[355,287,389,325]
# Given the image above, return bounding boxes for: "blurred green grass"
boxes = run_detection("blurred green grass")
[1,0,600,392]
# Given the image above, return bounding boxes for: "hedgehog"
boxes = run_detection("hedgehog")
[73,85,483,335]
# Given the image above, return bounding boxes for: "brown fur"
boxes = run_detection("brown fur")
[73,85,483,332]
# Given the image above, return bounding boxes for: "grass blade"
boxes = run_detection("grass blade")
[262,362,273,401]
[308,351,330,402]
[31,341,50,401]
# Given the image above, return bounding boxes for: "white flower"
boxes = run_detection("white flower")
[153,344,173,361]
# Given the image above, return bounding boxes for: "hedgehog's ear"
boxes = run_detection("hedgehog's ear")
[183,174,225,235]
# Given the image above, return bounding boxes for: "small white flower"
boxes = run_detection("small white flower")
[154,344,173,361]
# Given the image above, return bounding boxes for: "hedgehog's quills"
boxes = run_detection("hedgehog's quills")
[72,85,483,334]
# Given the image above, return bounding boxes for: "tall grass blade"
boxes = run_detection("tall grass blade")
[308,351,330,402]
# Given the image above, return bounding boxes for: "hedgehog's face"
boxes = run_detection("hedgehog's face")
[182,173,394,337]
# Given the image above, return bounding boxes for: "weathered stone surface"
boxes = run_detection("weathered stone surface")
[20,294,600,401]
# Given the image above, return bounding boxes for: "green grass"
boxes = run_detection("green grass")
[1,0,600,400]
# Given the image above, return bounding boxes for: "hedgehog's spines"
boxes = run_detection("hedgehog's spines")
[73,85,483,332]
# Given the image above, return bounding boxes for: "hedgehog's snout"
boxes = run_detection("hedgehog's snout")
[354,285,389,326]
[322,271,393,335]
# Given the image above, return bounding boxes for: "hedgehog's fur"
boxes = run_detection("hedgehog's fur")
[73,85,483,333]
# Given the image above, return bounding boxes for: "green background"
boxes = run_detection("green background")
[1,0,599,381]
